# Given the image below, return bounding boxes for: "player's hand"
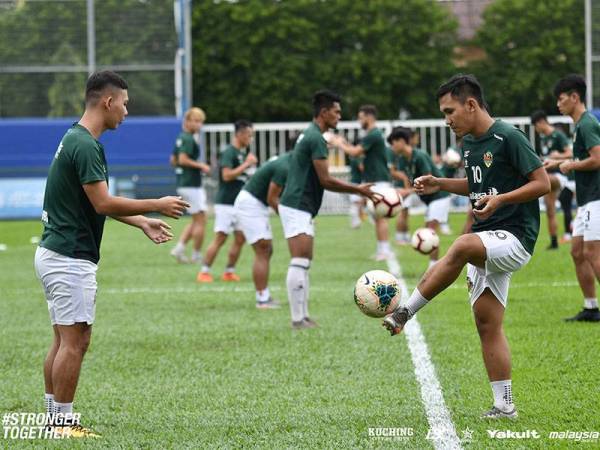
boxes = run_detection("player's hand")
[472,194,504,221]
[157,196,189,219]
[245,153,258,166]
[328,134,345,147]
[200,163,211,174]
[543,159,561,170]
[549,150,562,159]
[141,218,173,244]
[413,175,440,195]
[559,160,573,174]
[357,183,378,201]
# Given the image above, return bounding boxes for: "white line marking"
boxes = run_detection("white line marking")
[387,255,462,450]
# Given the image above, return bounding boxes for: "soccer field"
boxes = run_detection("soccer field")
[1,213,599,448]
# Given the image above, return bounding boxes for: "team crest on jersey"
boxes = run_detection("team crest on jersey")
[483,151,493,168]
[176,139,182,147]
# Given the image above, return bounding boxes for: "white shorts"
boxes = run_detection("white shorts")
[234,190,272,244]
[279,204,315,239]
[34,247,98,326]
[466,230,531,308]
[402,192,420,209]
[349,193,363,204]
[214,204,242,235]
[426,196,451,223]
[572,199,600,241]
[176,187,207,215]
[553,173,569,192]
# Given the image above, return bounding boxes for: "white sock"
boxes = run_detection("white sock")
[584,298,599,309]
[491,379,514,412]
[256,287,270,303]
[173,242,185,253]
[45,393,54,416]
[287,257,309,323]
[404,288,429,319]
[349,203,360,222]
[380,241,391,254]
[225,266,235,273]
[428,259,438,269]
[54,402,73,415]
[403,232,410,241]
[191,250,201,260]
[201,264,211,273]
[303,263,311,318]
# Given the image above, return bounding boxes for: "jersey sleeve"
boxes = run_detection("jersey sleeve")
[361,132,377,152]
[74,142,106,185]
[416,153,433,177]
[582,119,600,151]
[310,135,328,160]
[506,128,543,176]
[220,148,236,168]
[272,161,288,187]
[556,130,570,151]
[177,135,195,158]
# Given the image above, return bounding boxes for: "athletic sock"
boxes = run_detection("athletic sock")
[404,288,429,319]
[395,232,403,241]
[303,262,311,318]
[201,264,211,273]
[256,287,270,303]
[428,259,438,269]
[173,242,185,254]
[491,380,514,412]
[380,241,391,254]
[191,250,201,260]
[45,393,54,416]
[550,235,558,248]
[225,266,235,274]
[287,257,309,323]
[584,298,599,309]
[53,402,73,415]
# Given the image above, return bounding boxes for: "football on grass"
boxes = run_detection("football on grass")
[353,270,401,318]
[411,228,440,255]
[366,186,403,219]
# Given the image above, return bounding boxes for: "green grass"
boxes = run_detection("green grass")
[1,213,599,448]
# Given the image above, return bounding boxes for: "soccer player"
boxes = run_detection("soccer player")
[530,110,573,249]
[333,105,393,260]
[197,120,257,282]
[387,126,452,267]
[546,74,600,322]
[383,74,550,419]
[348,154,365,228]
[234,152,290,308]
[388,145,412,244]
[279,90,375,329]
[170,107,211,263]
[34,71,188,436]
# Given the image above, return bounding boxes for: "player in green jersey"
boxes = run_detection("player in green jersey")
[383,74,550,419]
[34,71,188,436]
[547,74,600,322]
[170,107,211,263]
[530,110,574,249]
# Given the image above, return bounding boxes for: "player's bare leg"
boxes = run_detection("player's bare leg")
[544,175,561,249]
[395,208,410,244]
[43,326,60,416]
[221,230,245,281]
[171,222,193,263]
[197,232,228,282]
[426,219,440,266]
[190,212,206,262]
[252,239,279,308]
[567,239,600,321]
[286,234,315,328]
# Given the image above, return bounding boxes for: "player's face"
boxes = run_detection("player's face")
[439,93,471,138]
[556,92,576,116]
[237,127,254,147]
[391,139,406,155]
[104,89,128,130]
[323,102,342,129]
[187,116,204,133]
[358,111,369,130]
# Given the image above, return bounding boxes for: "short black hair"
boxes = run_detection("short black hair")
[437,74,487,108]
[358,104,378,118]
[554,74,586,102]
[530,110,548,125]
[85,71,128,104]
[312,89,341,118]
[234,119,253,133]
[387,126,413,145]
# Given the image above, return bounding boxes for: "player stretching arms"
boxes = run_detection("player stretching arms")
[383,74,550,419]
[547,74,600,322]
[279,90,376,329]
[170,107,211,263]
[34,71,188,436]
[197,120,257,282]
[234,152,290,308]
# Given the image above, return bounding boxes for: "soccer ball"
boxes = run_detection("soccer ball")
[443,148,462,167]
[411,228,440,255]
[366,186,403,219]
[353,270,401,318]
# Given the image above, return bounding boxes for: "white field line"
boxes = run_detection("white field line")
[387,256,462,450]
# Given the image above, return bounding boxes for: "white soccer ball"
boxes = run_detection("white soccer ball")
[366,186,403,219]
[443,148,462,167]
[353,270,401,318]
[411,228,440,255]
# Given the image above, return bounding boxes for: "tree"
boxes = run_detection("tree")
[467,0,584,117]
[192,0,458,122]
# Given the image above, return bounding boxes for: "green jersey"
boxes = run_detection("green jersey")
[173,131,202,188]
[405,148,449,204]
[361,128,390,182]
[572,111,600,206]
[243,153,290,206]
[280,122,328,216]
[539,129,570,175]
[215,144,250,205]
[390,151,408,188]
[441,164,457,179]
[462,120,542,255]
[39,124,108,264]
[349,155,363,184]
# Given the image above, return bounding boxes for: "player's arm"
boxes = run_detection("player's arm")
[83,181,188,218]
[267,182,284,213]
[177,152,210,173]
[169,154,177,167]
[111,215,173,244]
[313,159,376,200]
[331,135,364,157]
[560,146,600,172]
[222,153,258,181]
[390,167,410,186]
[414,176,469,196]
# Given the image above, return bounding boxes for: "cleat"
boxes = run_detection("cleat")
[564,307,600,322]
[256,298,281,309]
[55,424,101,438]
[559,234,572,244]
[221,272,240,282]
[292,318,318,330]
[170,249,190,264]
[480,406,518,420]
[382,306,409,336]
[196,272,213,283]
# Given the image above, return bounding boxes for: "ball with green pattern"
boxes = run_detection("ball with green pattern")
[353,270,401,318]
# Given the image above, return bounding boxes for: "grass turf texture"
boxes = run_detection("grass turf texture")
[1,213,599,448]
